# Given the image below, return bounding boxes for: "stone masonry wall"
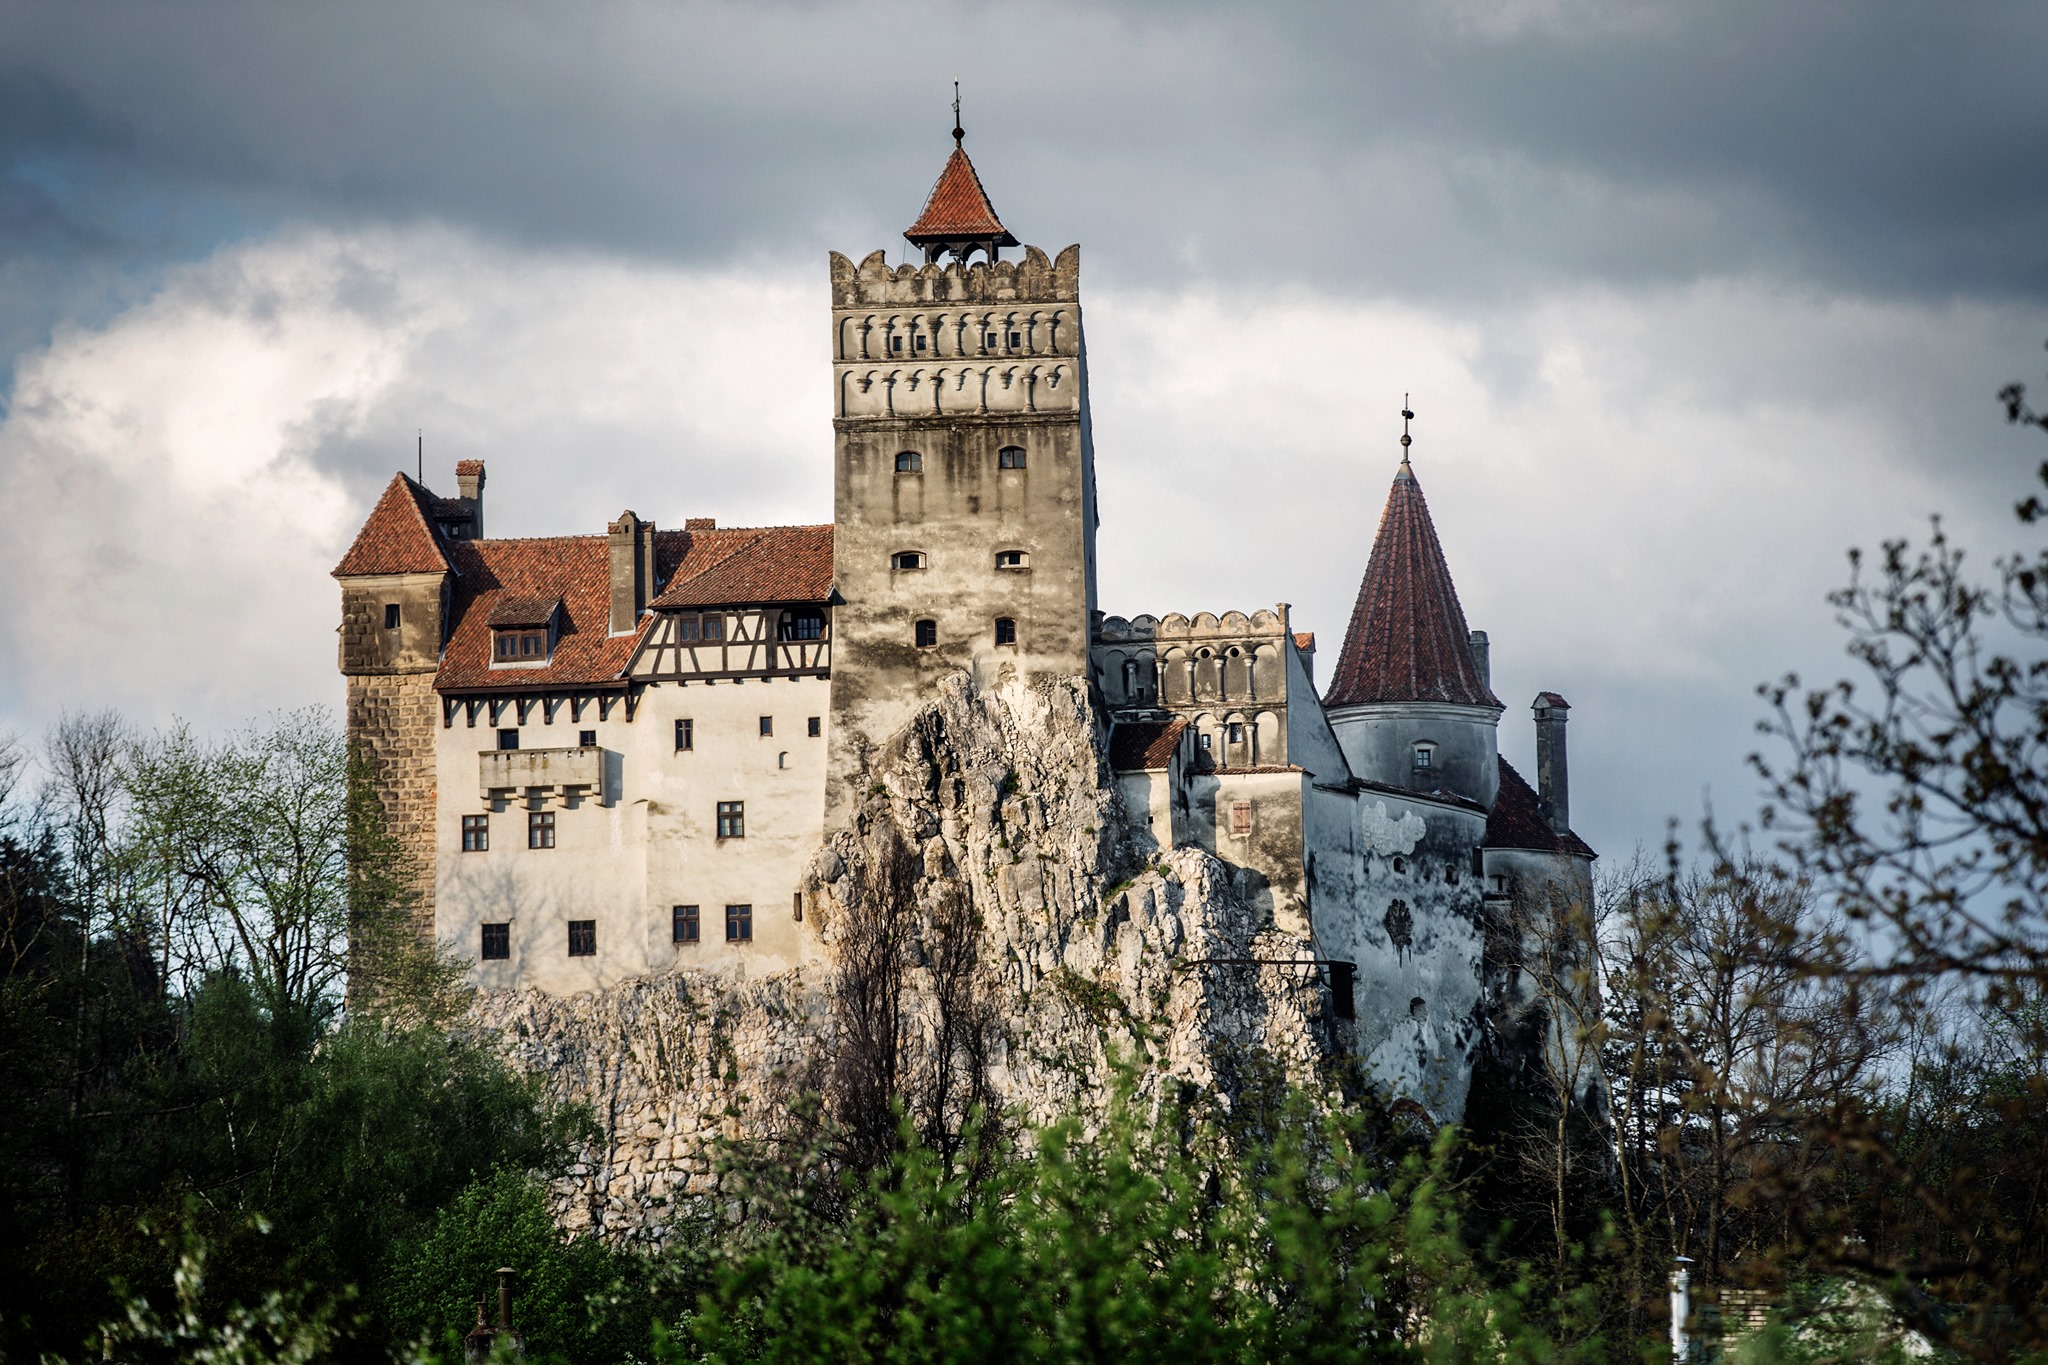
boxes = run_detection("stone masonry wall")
[347,671,439,940]
[470,673,1347,1244]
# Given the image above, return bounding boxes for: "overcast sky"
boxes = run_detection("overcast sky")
[2,0,2046,864]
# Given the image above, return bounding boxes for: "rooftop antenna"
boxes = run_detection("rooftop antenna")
[417,430,423,483]
[952,80,963,146]
[1400,395,1415,467]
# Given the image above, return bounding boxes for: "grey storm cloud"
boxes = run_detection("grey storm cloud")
[1,0,2045,306]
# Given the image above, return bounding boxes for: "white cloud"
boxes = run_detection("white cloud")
[1,223,2042,860]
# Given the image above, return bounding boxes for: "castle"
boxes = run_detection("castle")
[334,128,1594,1117]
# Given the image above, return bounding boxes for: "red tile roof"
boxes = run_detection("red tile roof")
[333,474,451,577]
[1484,758,1595,858]
[487,594,562,628]
[905,143,1018,247]
[1325,462,1501,710]
[1293,632,1315,651]
[1108,718,1186,772]
[436,525,834,691]
[649,525,834,609]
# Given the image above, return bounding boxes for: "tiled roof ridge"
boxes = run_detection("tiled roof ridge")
[1324,463,1502,710]
[456,521,831,548]
[1485,757,1596,859]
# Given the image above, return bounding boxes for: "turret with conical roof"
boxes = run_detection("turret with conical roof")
[903,103,1019,265]
[1325,431,1503,808]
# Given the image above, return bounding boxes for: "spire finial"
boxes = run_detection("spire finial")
[952,81,963,145]
[1399,395,1415,467]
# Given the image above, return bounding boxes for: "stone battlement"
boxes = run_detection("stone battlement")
[829,245,1080,307]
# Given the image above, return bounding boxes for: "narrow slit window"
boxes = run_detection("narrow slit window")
[672,904,700,943]
[384,603,400,629]
[480,922,510,960]
[793,891,804,922]
[759,716,773,737]
[567,919,596,957]
[675,718,694,751]
[808,716,821,737]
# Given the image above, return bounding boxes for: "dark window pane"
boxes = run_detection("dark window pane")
[716,801,744,839]
[704,616,724,641]
[461,814,489,852]
[384,603,400,629]
[678,616,699,641]
[896,450,922,472]
[759,716,773,737]
[808,717,821,738]
[995,618,1016,646]
[498,729,519,750]
[676,718,694,751]
[915,620,937,648]
[673,904,699,943]
[567,919,596,956]
[998,446,1025,469]
[481,922,510,960]
[726,904,753,942]
[580,730,597,747]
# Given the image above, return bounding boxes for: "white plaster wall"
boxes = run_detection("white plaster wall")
[436,675,831,993]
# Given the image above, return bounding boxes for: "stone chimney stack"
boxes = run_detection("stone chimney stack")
[455,459,486,539]
[608,510,656,635]
[1468,630,1491,692]
[1533,693,1571,835]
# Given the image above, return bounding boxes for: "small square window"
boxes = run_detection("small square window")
[808,716,821,738]
[891,335,904,352]
[498,729,519,751]
[580,729,597,748]
[994,617,1017,646]
[983,330,998,349]
[480,922,510,960]
[717,801,745,839]
[676,718,694,751]
[726,904,753,942]
[913,335,928,351]
[673,904,700,943]
[567,919,596,957]
[915,619,937,648]
[1414,748,1433,769]
[384,603,400,630]
[1007,330,1022,347]
[997,446,1026,469]
[528,810,555,849]
[461,814,489,852]
[759,716,773,737]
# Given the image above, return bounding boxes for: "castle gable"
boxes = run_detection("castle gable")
[649,524,833,609]
[333,473,451,578]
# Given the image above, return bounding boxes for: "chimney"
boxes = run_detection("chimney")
[608,510,652,635]
[464,1267,524,1362]
[455,460,486,539]
[1532,693,1570,835]
[1468,630,1490,692]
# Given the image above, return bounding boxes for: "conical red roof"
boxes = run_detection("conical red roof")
[333,473,450,577]
[1325,462,1500,710]
[905,143,1017,247]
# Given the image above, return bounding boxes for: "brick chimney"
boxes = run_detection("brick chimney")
[455,459,486,539]
[608,510,656,635]
[1533,692,1570,835]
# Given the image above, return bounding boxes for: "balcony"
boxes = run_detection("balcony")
[479,746,603,804]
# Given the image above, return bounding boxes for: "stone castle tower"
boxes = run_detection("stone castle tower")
[825,126,1099,823]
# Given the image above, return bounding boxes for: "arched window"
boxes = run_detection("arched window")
[915,619,937,648]
[997,445,1026,469]
[994,549,1028,569]
[895,450,922,472]
[994,617,1017,646]
[892,551,926,570]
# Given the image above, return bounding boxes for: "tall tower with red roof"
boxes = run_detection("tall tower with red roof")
[824,121,1099,823]
[1324,446,1503,810]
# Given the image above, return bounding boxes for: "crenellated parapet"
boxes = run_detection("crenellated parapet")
[829,244,1079,307]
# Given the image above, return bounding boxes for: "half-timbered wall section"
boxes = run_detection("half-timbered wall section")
[629,607,832,681]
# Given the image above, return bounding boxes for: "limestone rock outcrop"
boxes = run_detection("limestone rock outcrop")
[469,674,1343,1242]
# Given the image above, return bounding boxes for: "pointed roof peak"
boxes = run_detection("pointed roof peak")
[905,110,1018,262]
[333,472,451,577]
[1324,461,1501,711]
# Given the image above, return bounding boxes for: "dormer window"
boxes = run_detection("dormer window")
[488,595,561,667]
[998,446,1026,470]
[896,450,922,473]
[493,628,549,662]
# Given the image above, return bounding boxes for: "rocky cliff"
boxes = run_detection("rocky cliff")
[469,674,1346,1243]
